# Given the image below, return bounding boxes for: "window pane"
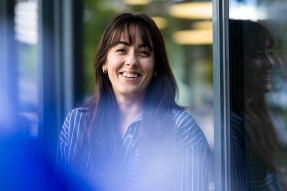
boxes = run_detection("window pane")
[15,0,39,136]
[229,0,287,190]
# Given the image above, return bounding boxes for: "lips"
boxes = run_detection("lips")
[258,70,270,76]
[256,71,271,81]
[120,72,141,78]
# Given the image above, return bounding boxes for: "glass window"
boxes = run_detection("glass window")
[229,0,287,190]
[15,0,39,136]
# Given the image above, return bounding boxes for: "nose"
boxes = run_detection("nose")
[126,51,138,66]
[265,50,276,69]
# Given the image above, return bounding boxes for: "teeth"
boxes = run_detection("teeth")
[122,72,139,78]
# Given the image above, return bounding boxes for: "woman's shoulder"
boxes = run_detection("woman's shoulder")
[67,107,88,117]
[171,108,208,147]
[63,107,89,126]
[230,112,245,145]
[60,107,88,140]
[230,112,245,135]
[171,108,196,128]
[230,112,244,124]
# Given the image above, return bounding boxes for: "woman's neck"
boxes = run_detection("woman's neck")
[116,96,144,136]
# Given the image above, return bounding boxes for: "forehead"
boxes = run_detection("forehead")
[118,35,144,45]
[109,23,153,48]
[245,31,273,51]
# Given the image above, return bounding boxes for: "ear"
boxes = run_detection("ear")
[102,64,108,74]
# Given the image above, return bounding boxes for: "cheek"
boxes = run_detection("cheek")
[146,64,154,72]
[145,65,155,79]
[244,60,260,75]
[106,52,121,68]
[106,60,119,74]
[143,59,155,73]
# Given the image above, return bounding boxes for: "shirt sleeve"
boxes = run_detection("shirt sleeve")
[174,110,211,191]
[230,113,247,191]
[56,111,72,168]
[56,108,88,172]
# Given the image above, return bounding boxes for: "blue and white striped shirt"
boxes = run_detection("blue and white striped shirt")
[57,108,211,191]
[231,112,281,191]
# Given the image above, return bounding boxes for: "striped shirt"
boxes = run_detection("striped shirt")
[231,112,281,191]
[57,107,211,191]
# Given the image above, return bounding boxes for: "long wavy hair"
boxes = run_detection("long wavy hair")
[85,13,181,157]
[229,19,284,172]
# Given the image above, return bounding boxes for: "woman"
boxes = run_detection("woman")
[57,13,210,191]
[229,19,286,190]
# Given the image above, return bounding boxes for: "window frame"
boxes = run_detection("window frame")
[212,0,231,190]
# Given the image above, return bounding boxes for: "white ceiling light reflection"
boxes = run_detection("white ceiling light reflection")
[14,1,38,44]
[173,29,212,45]
[230,0,266,20]
[169,2,212,20]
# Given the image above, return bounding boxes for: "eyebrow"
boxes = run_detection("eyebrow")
[117,41,129,46]
[116,41,150,49]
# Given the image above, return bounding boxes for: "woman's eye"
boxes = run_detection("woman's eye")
[266,49,274,56]
[254,52,263,58]
[116,48,127,53]
[254,50,266,58]
[138,50,151,57]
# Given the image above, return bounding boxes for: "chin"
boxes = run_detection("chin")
[247,84,271,98]
[259,85,272,94]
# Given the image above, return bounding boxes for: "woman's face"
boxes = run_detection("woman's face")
[103,34,155,101]
[244,48,274,97]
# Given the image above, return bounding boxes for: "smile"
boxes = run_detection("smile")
[121,72,141,78]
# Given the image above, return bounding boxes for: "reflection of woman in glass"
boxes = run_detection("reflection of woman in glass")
[229,20,286,190]
[57,13,210,191]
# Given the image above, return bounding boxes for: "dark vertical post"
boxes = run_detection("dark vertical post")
[38,0,84,157]
[38,0,62,156]
[72,0,84,107]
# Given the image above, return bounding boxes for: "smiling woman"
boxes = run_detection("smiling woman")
[229,19,287,190]
[103,37,155,109]
[57,12,211,191]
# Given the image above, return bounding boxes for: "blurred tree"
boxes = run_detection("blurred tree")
[83,0,117,95]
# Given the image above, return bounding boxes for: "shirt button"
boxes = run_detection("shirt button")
[128,134,133,139]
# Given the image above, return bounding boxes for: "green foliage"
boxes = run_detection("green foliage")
[83,2,117,94]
